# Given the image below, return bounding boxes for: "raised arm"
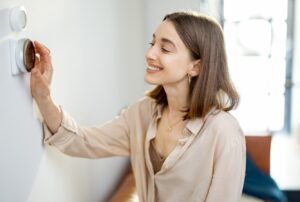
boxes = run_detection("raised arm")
[31,41,62,134]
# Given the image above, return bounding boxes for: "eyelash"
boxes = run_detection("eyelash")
[148,42,170,53]
[161,48,170,53]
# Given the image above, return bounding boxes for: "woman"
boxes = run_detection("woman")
[31,11,246,202]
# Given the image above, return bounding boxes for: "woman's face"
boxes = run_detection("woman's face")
[144,20,196,86]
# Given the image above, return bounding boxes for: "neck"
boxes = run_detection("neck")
[163,83,189,117]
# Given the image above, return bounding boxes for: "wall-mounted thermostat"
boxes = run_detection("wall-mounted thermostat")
[9,6,27,32]
[10,38,36,75]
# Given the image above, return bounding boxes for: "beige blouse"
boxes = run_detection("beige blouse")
[43,97,246,202]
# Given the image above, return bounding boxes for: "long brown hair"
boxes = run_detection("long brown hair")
[146,11,239,119]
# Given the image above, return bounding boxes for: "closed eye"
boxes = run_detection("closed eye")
[148,41,171,53]
[161,47,170,53]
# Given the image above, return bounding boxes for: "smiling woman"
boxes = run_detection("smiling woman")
[31,11,245,202]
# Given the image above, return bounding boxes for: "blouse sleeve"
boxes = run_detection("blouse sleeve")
[43,99,148,158]
[205,114,246,202]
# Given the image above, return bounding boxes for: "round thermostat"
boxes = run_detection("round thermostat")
[15,38,36,73]
[9,6,27,32]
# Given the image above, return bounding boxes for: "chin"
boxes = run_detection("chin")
[144,74,164,85]
[144,77,158,85]
[144,75,153,84]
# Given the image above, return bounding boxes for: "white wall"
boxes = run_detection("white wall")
[143,0,225,43]
[144,0,201,42]
[0,0,146,202]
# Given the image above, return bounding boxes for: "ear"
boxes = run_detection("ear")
[188,59,201,77]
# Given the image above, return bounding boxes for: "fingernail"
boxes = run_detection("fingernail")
[35,53,40,61]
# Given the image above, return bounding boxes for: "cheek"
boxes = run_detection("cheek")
[162,66,189,84]
[164,57,191,75]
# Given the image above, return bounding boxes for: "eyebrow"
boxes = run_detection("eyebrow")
[153,34,176,49]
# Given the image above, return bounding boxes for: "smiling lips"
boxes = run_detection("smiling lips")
[147,66,162,73]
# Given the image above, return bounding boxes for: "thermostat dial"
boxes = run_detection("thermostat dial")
[16,38,36,73]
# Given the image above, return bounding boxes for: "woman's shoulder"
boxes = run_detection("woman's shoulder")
[132,96,156,108]
[208,110,244,137]
[211,110,239,125]
[135,96,156,105]
[208,110,245,152]
[127,96,158,115]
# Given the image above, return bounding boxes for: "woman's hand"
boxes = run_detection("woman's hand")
[30,41,62,133]
[30,41,53,101]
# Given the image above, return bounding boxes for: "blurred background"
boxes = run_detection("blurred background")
[0,0,299,201]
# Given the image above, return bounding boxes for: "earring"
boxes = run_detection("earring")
[187,74,191,84]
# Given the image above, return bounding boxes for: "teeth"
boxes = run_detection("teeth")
[148,66,161,71]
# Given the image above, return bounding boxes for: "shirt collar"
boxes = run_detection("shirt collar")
[153,103,218,135]
[186,107,219,135]
[186,118,204,135]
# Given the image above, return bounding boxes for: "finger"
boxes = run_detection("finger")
[35,53,41,62]
[32,61,52,85]
[30,68,44,96]
[34,53,41,68]
[31,67,42,77]
[34,41,51,62]
[33,60,45,74]
[43,64,53,80]
[31,68,41,86]
[31,67,38,75]
[34,41,50,54]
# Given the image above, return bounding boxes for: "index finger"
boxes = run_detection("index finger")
[34,41,51,62]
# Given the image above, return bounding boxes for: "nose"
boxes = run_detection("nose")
[145,45,157,62]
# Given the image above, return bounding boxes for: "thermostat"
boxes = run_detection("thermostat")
[9,6,27,32]
[10,38,36,75]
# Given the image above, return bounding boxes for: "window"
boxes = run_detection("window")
[222,0,293,133]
